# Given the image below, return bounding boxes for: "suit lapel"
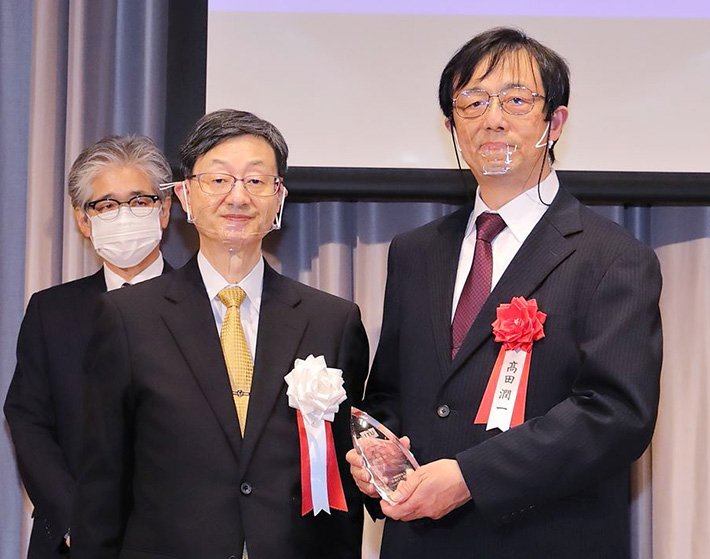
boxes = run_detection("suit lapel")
[161,258,244,460]
[239,263,307,476]
[427,205,471,378]
[449,187,583,378]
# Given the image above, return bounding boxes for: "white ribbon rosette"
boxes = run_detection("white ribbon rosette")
[285,355,348,515]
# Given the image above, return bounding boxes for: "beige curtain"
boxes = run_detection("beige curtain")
[3,1,169,557]
[653,236,710,559]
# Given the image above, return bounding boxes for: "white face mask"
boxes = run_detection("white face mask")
[89,206,163,269]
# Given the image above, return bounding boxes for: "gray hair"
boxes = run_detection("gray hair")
[179,109,288,178]
[67,135,173,208]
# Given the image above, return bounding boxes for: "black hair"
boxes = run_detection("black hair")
[179,109,288,178]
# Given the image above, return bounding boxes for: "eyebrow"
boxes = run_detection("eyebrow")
[92,190,152,200]
[205,158,268,168]
[467,81,529,92]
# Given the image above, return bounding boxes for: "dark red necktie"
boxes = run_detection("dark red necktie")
[451,212,507,358]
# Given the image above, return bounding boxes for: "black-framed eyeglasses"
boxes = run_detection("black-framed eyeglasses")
[187,173,283,197]
[453,86,545,119]
[85,194,161,221]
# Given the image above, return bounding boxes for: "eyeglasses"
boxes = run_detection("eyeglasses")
[85,194,161,221]
[188,173,282,197]
[453,86,545,119]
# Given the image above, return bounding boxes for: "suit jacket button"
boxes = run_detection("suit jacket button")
[437,405,450,418]
[240,482,252,495]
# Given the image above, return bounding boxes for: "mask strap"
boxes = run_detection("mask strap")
[534,122,552,149]
[183,182,194,224]
[448,123,472,199]
[272,189,286,231]
[160,180,194,224]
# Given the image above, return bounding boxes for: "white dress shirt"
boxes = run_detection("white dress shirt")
[451,171,560,321]
[197,251,263,360]
[103,252,165,291]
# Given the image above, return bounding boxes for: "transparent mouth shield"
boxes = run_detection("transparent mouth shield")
[479,144,519,175]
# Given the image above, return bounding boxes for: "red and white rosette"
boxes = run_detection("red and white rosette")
[285,354,348,516]
[474,297,546,432]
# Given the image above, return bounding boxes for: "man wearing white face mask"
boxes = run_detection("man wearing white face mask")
[4,135,172,558]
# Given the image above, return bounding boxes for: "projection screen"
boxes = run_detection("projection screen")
[207,1,710,174]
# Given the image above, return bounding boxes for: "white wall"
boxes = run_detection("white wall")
[207,7,710,172]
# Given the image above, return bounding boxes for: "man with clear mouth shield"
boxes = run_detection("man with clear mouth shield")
[71,109,369,559]
[348,27,662,559]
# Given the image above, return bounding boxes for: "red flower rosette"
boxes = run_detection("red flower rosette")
[492,297,547,352]
[475,297,546,431]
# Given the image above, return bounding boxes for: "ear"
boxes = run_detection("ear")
[159,195,172,229]
[174,180,190,212]
[281,185,288,201]
[444,118,453,132]
[549,106,569,142]
[74,206,92,239]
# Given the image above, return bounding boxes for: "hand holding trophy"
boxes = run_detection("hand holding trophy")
[350,407,419,505]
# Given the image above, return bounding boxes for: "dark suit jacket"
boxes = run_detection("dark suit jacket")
[364,187,662,559]
[71,257,369,559]
[4,261,171,558]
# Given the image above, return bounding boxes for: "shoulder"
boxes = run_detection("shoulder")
[269,269,358,316]
[101,267,180,313]
[27,270,105,311]
[544,186,658,268]
[391,205,469,250]
[575,203,658,265]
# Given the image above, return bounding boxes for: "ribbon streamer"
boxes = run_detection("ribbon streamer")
[474,347,531,431]
[297,411,347,515]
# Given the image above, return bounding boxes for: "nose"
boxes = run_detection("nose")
[223,179,251,206]
[482,95,507,130]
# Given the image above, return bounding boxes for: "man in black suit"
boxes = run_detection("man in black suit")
[348,28,662,558]
[71,110,369,559]
[4,135,173,557]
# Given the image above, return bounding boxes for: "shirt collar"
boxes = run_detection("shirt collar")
[103,252,165,291]
[467,170,560,243]
[197,251,264,313]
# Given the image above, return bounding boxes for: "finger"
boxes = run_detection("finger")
[382,499,417,522]
[361,483,380,498]
[390,470,420,504]
[381,500,401,520]
[399,435,411,450]
[350,464,372,484]
[349,463,378,496]
[345,448,363,467]
[353,476,379,498]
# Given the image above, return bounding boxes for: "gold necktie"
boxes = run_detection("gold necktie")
[218,287,253,435]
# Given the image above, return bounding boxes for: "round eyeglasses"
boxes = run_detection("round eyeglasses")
[85,194,161,221]
[188,173,282,197]
[453,86,545,119]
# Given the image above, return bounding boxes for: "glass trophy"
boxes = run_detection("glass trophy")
[350,407,419,505]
